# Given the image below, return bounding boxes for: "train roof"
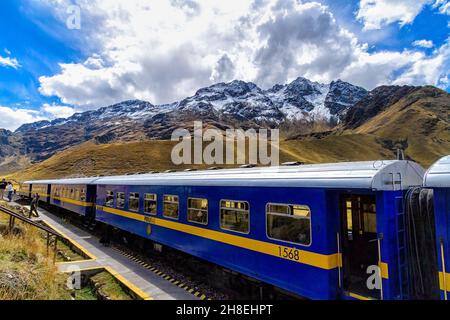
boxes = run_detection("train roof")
[25,160,424,191]
[24,177,100,185]
[424,155,450,188]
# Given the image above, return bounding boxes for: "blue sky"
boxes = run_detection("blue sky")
[0,0,448,130]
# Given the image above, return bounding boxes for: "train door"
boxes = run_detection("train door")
[340,194,381,299]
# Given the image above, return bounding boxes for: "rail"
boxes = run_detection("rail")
[0,204,66,262]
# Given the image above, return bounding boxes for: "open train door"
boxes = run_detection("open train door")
[340,194,381,300]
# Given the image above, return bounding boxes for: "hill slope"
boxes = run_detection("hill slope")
[4,85,449,180]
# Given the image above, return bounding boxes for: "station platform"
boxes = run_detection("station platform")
[18,203,198,300]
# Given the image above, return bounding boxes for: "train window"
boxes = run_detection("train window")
[116,192,125,208]
[163,195,179,219]
[362,202,377,233]
[75,189,80,201]
[105,191,114,207]
[144,194,157,215]
[266,203,311,246]
[187,198,208,225]
[80,189,86,202]
[129,192,140,212]
[220,200,249,234]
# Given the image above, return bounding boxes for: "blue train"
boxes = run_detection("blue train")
[23,157,450,300]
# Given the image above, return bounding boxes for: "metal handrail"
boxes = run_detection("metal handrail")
[0,205,63,238]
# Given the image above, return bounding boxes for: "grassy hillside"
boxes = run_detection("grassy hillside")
[349,86,450,167]
[6,135,414,182]
[6,86,449,182]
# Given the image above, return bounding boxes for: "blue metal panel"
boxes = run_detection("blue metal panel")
[433,188,450,299]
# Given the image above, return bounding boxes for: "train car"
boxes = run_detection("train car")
[94,160,425,300]
[17,182,31,198]
[26,178,98,218]
[27,181,51,204]
[424,155,450,300]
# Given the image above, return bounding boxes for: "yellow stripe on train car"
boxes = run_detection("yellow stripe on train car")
[97,205,389,277]
[50,195,94,207]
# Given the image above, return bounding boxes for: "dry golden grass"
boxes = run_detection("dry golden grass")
[6,132,445,183]
[0,210,71,300]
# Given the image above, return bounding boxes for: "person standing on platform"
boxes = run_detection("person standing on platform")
[6,182,13,202]
[29,193,40,218]
[0,179,6,200]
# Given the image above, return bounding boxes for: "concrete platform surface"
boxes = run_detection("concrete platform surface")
[20,203,198,300]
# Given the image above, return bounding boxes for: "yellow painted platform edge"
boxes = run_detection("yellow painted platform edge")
[59,265,105,273]
[56,259,96,265]
[105,266,153,300]
[44,220,97,260]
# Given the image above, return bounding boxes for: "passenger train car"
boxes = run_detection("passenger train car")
[17,182,31,198]
[24,158,450,300]
[424,156,450,300]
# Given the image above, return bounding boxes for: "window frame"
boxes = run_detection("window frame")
[116,192,125,209]
[163,195,179,220]
[80,188,86,202]
[128,192,140,212]
[265,202,312,247]
[187,197,209,226]
[144,193,158,215]
[219,199,250,235]
[103,190,116,208]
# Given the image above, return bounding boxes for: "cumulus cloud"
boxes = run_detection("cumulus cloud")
[210,54,236,82]
[413,39,435,48]
[41,103,75,119]
[254,2,361,87]
[0,103,75,131]
[356,0,449,30]
[0,106,45,131]
[0,55,20,69]
[32,0,450,111]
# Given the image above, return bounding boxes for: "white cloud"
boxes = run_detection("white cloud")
[41,103,75,119]
[0,103,76,131]
[0,106,45,131]
[356,0,448,30]
[32,0,450,111]
[413,39,435,48]
[0,55,20,69]
[434,0,450,14]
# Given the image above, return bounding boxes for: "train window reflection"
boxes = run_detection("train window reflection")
[144,194,157,215]
[163,195,179,219]
[220,200,249,234]
[105,191,114,207]
[266,203,311,246]
[129,192,140,212]
[188,198,208,225]
[116,192,125,208]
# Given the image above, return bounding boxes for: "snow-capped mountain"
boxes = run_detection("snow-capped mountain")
[175,78,367,123]
[15,78,367,134]
[2,77,369,169]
